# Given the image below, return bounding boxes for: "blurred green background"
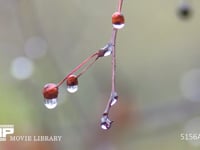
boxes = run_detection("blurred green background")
[1,0,200,149]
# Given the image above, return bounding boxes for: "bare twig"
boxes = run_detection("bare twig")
[101,0,124,129]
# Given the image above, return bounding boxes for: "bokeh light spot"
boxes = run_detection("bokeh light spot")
[11,56,34,80]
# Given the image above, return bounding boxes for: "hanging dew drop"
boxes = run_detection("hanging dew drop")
[66,75,78,93]
[110,92,118,106]
[111,98,117,106]
[67,85,78,93]
[44,98,57,109]
[103,43,113,57]
[112,12,125,29]
[104,49,112,57]
[112,24,125,29]
[101,120,112,130]
[98,43,113,57]
[42,83,58,109]
[101,124,109,130]
[100,115,113,130]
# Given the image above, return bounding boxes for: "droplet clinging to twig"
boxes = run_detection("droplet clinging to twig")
[101,114,113,130]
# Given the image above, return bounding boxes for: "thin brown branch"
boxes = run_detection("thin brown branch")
[117,0,124,12]
[103,0,124,116]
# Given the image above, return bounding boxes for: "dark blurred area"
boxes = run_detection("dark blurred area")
[1,0,200,149]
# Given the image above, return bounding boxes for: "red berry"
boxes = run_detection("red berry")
[66,75,78,86]
[112,12,125,29]
[66,75,78,93]
[43,83,58,99]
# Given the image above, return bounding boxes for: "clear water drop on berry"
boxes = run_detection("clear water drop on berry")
[113,24,125,29]
[66,75,78,93]
[112,12,125,29]
[67,85,78,93]
[44,98,57,109]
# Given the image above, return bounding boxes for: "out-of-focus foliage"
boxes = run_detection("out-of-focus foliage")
[1,0,200,149]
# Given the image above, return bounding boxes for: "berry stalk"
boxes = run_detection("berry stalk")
[56,52,99,87]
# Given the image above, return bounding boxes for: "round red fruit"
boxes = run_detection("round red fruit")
[66,75,78,86]
[112,12,125,27]
[43,83,58,99]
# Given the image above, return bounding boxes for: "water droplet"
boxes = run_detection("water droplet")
[111,99,117,106]
[104,50,112,57]
[113,24,125,29]
[44,98,57,109]
[98,44,113,57]
[66,75,78,93]
[67,85,78,93]
[112,12,125,29]
[110,92,118,106]
[100,115,113,130]
[101,123,109,130]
